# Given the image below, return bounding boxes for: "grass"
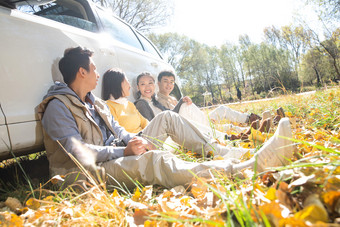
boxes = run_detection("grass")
[0,87,339,226]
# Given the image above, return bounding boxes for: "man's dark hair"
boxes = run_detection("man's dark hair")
[58,46,94,85]
[157,70,175,82]
[102,68,126,100]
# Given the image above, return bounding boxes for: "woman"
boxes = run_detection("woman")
[134,72,183,121]
[102,68,148,133]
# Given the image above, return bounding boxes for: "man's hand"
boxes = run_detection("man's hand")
[124,136,152,156]
[182,96,192,105]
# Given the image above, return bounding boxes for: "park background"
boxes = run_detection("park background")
[96,0,339,106]
[1,0,339,226]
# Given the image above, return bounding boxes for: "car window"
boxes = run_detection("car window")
[136,32,163,59]
[17,1,98,32]
[170,83,182,101]
[97,7,143,50]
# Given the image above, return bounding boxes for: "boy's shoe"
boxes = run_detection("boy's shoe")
[276,107,286,117]
[247,113,262,124]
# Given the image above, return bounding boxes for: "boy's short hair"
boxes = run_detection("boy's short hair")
[157,70,176,82]
[59,46,94,85]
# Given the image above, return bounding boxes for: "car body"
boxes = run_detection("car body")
[0,0,178,159]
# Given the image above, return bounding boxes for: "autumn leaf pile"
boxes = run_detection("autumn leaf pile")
[1,88,339,226]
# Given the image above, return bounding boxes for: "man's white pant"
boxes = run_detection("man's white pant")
[102,150,235,189]
[102,111,250,189]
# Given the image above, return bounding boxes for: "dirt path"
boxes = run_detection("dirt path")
[200,90,316,110]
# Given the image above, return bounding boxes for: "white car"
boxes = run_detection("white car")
[0,0,179,159]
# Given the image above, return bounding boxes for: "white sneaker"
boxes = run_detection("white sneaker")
[256,118,296,171]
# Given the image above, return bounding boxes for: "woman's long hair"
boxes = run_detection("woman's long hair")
[102,68,125,100]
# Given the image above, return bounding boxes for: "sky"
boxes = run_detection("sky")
[156,0,319,46]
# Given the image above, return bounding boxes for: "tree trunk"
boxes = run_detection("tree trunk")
[313,66,321,87]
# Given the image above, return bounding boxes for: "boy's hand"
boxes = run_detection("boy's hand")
[182,96,192,105]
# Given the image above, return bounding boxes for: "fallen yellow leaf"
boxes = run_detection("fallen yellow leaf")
[132,187,142,202]
[295,194,329,223]
[294,204,328,223]
[322,191,340,212]
[265,187,277,201]
[26,198,40,210]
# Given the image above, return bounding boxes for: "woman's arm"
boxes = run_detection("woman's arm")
[134,99,155,121]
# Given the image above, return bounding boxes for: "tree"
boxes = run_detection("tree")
[300,29,340,85]
[305,0,340,24]
[148,32,191,74]
[299,48,324,86]
[239,34,256,95]
[305,27,340,82]
[243,42,299,94]
[264,25,311,73]
[219,43,241,95]
[317,29,340,81]
[95,0,174,31]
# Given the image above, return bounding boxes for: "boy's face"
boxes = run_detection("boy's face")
[158,75,175,96]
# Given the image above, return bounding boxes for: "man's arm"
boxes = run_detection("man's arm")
[42,99,125,162]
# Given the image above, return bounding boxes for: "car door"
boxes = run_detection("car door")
[0,103,11,159]
[0,1,120,158]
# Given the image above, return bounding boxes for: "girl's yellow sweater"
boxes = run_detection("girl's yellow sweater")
[106,99,149,133]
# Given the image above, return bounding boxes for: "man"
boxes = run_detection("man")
[236,87,242,102]
[157,70,192,109]
[38,47,295,189]
[156,70,261,127]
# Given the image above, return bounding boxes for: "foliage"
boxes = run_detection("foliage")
[305,0,340,25]
[93,0,174,31]
[1,88,339,226]
[149,25,339,106]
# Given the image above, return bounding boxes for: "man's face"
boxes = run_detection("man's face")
[158,75,175,96]
[84,58,99,91]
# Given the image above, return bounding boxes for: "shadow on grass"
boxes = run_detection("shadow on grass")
[0,152,50,201]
